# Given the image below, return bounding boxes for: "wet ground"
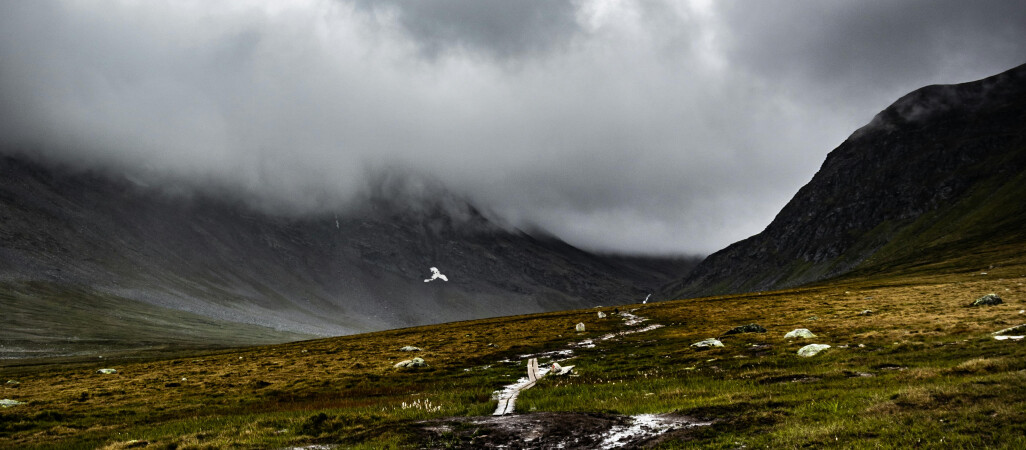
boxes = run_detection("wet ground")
[413,412,711,449]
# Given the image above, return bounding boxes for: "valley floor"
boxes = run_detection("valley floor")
[2,265,1026,448]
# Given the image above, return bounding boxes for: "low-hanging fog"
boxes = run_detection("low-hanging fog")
[1,0,1024,255]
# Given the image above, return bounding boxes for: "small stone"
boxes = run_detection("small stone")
[784,328,816,339]
[575,323,586,332]
[597,311,607,318]
[96,368,117,375]
[797,344,831,357]
[0,399,24,408]
[399,346,422,352]
[857,309,873,316]
[691,338,724,349]
[394,357,427,369]
[4,380,19,387]
[723,324,767,335]
[969,293,1002,306]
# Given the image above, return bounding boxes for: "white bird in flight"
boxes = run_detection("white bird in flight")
[643,294,651,304]
[424,267,448,283]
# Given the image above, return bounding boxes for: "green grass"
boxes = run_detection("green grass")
[3,260,1026,447]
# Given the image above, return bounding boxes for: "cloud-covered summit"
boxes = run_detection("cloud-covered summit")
[1,0,1024,255]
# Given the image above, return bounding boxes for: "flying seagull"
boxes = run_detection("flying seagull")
[424,267,449,283]
[643,294,651,304]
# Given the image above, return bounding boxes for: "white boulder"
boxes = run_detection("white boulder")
[797,344,831,357]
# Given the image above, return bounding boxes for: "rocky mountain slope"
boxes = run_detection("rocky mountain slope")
[0,155,694,355]
[665,63,1026,298]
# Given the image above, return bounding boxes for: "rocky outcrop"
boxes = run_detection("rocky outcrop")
[969,294,1003,307]
[665,63,1026,298]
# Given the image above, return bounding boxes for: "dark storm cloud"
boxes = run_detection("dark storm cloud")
[350,0,582,60]
[0,1,1023,255]
[719,0,1026,113]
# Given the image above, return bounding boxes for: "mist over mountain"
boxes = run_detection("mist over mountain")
[1,152,695,356]
[665,63,1026,299]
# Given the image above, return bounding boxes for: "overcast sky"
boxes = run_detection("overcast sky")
[2,1,1024,255]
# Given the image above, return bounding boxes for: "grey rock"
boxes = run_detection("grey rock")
[4,380,19,387]
[0,399,24,408]
[857,309,873,316]
[723,324,766,335]
[96,368,118,374]
[784,329,816,339]
[399,346,422,352]
[970,294,1003,306]
[691,338,724,349]
[394,357,427,369]
[597,311,607,319]
[797,344,831,357]
[575,323,586,332]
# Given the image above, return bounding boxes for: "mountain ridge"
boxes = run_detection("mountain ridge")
[665,62,1026,299]
[0,153,695,356]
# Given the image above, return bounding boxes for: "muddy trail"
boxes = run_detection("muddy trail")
[413,309,709,448]
[414,411,710,449]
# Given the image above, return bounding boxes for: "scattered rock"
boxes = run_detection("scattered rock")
[0,399,23,408]
[395,357,428,369]
[597,311,607,319]
[549,362,575,375]
[993,324,1026,335]
[797,344,831,357]
[399,346,422,352]
[969,294,1002,307]
[5,380,19,387]
[691,338,724,349]
[96,368,117,375]
[857,309,873,316]
[576,323,586,332]
[723,324,766,335]
[784,328,816,339]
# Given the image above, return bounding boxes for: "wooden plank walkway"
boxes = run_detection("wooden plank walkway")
[493,358,541,416]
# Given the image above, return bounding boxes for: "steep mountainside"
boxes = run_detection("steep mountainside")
[666,63,1026,298]
[0,155,693,355]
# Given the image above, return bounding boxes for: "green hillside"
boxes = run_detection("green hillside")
[3,253,1025,448]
